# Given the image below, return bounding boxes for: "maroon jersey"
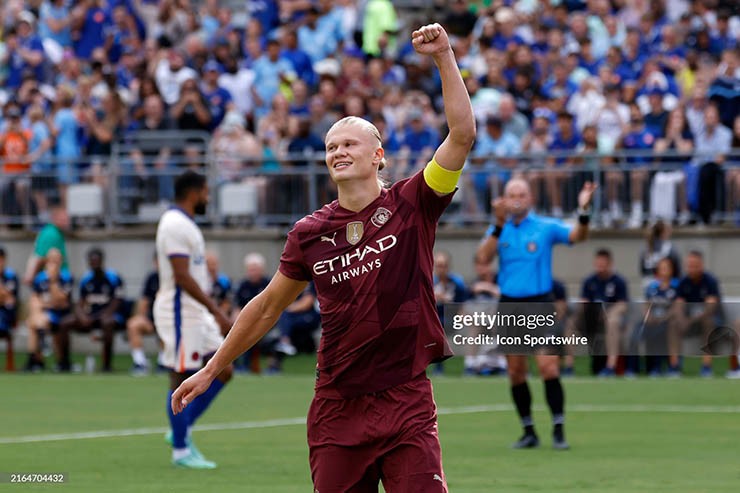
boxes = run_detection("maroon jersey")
[279,169,455,398]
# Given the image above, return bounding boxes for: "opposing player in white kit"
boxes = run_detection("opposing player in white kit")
[154,171,233,469]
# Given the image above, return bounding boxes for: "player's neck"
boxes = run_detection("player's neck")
[336,180,382,213]
[174,201,195,217]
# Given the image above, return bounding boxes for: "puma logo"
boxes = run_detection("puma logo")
[320,232,337,247]
[433,473,444,483]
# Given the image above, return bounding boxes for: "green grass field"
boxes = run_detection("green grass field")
[2,355,739,492]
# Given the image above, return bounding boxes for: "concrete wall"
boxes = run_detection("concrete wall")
[2,227,739,299]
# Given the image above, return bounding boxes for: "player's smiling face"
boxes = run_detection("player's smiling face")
[324,123,382,184]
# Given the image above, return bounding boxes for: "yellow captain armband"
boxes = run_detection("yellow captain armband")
[423,158,463,195]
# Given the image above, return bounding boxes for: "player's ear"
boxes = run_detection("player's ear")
[373,146,385,167]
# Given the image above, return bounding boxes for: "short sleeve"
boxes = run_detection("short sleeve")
[616,277,629,301]
[34,227,56,257]
[707,276,721,298]
[549,219,572,246]
[397,168,455,224]
[162,224,191,258]
[278,227,311,282]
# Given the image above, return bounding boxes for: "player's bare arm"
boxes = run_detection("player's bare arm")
[170,256,230,333]
[172,272,307,413]
[413,23,475,195]
[568,182,598,243]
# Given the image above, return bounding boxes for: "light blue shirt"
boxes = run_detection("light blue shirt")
[252,56,294,117]
[487,212,573,298]
[53,108,80,159]
[39,3,72,48]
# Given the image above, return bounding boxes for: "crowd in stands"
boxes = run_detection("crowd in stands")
[0,0,738,227]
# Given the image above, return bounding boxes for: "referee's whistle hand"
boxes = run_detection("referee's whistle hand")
[491,197,507,224]
[578,182,598,209]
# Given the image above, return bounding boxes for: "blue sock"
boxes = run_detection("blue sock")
[188,379,225,426]
[167,390,189,449]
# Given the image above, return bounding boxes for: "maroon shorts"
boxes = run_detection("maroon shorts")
[307,373,447,493]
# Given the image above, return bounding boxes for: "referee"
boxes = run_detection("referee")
[477,177,595,450]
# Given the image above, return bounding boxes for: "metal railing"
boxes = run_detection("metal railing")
[1,135,739,230]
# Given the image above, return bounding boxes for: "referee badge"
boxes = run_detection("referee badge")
[527,241,538,253]
[346,221,364,245]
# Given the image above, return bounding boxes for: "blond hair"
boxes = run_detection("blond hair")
[327,116,387,171]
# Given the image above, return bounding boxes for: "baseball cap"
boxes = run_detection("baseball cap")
[203,60,223,74]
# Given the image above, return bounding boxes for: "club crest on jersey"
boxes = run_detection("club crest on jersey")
[371,207,392,228]
[346,221,364,245]
[527,241,538,253]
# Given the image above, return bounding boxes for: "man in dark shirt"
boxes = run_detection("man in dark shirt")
[59,248,124,372]
[669,250,721,377]
[0,247,19,370]
[127,255,159,375]
[580,249,629,376]
[232,253,271,373]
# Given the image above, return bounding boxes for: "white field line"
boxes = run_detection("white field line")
[1,404,738,445]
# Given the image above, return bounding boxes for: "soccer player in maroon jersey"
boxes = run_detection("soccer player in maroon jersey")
[171,23,474,492]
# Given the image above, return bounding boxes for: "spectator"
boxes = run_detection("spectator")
[0,247,19,371]
[620,103,657,228]
[25,248,73,372]
[217,56,255,119]
[471,116,520,211]
[127,255,159,376]
[433,250,468,323]
[251,39,295,119]
[49,86,81,198]
[497,93,529,140]
[694,104,732,224]
[521,112,553,208]
[205,251,231,316]
[362,0,397,57]
[567,78,606,132]
[546,112,581,217]
[39,0,73,49]
[171,77,212,132]
[23,203,69,285]
[727,115,740,224]
[708,49,740,129]
[398,108,439,173]
[200,60,233,130]
[280,28,315,88]
[27,104,54,221]
[639,220,681,288]
[154,48,198,107]
[232,253,271,373]
[643,88,669,138]
[636,256,679,376]
[58,247,125,372]
[580,248,629,376]
[669,250,721,377]
[71,0,111,60]
[80,90,127,158]
[651,109,694,224]
[0,103,32,220]
[444,0,478,38]
[210,111,262,183]
[269,282,320,373]
[4,14,45,90]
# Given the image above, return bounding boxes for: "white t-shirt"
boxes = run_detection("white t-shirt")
[155,208,208,319]
[155,59,198,106]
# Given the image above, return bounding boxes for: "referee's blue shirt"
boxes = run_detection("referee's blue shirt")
[486,212,573,298]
